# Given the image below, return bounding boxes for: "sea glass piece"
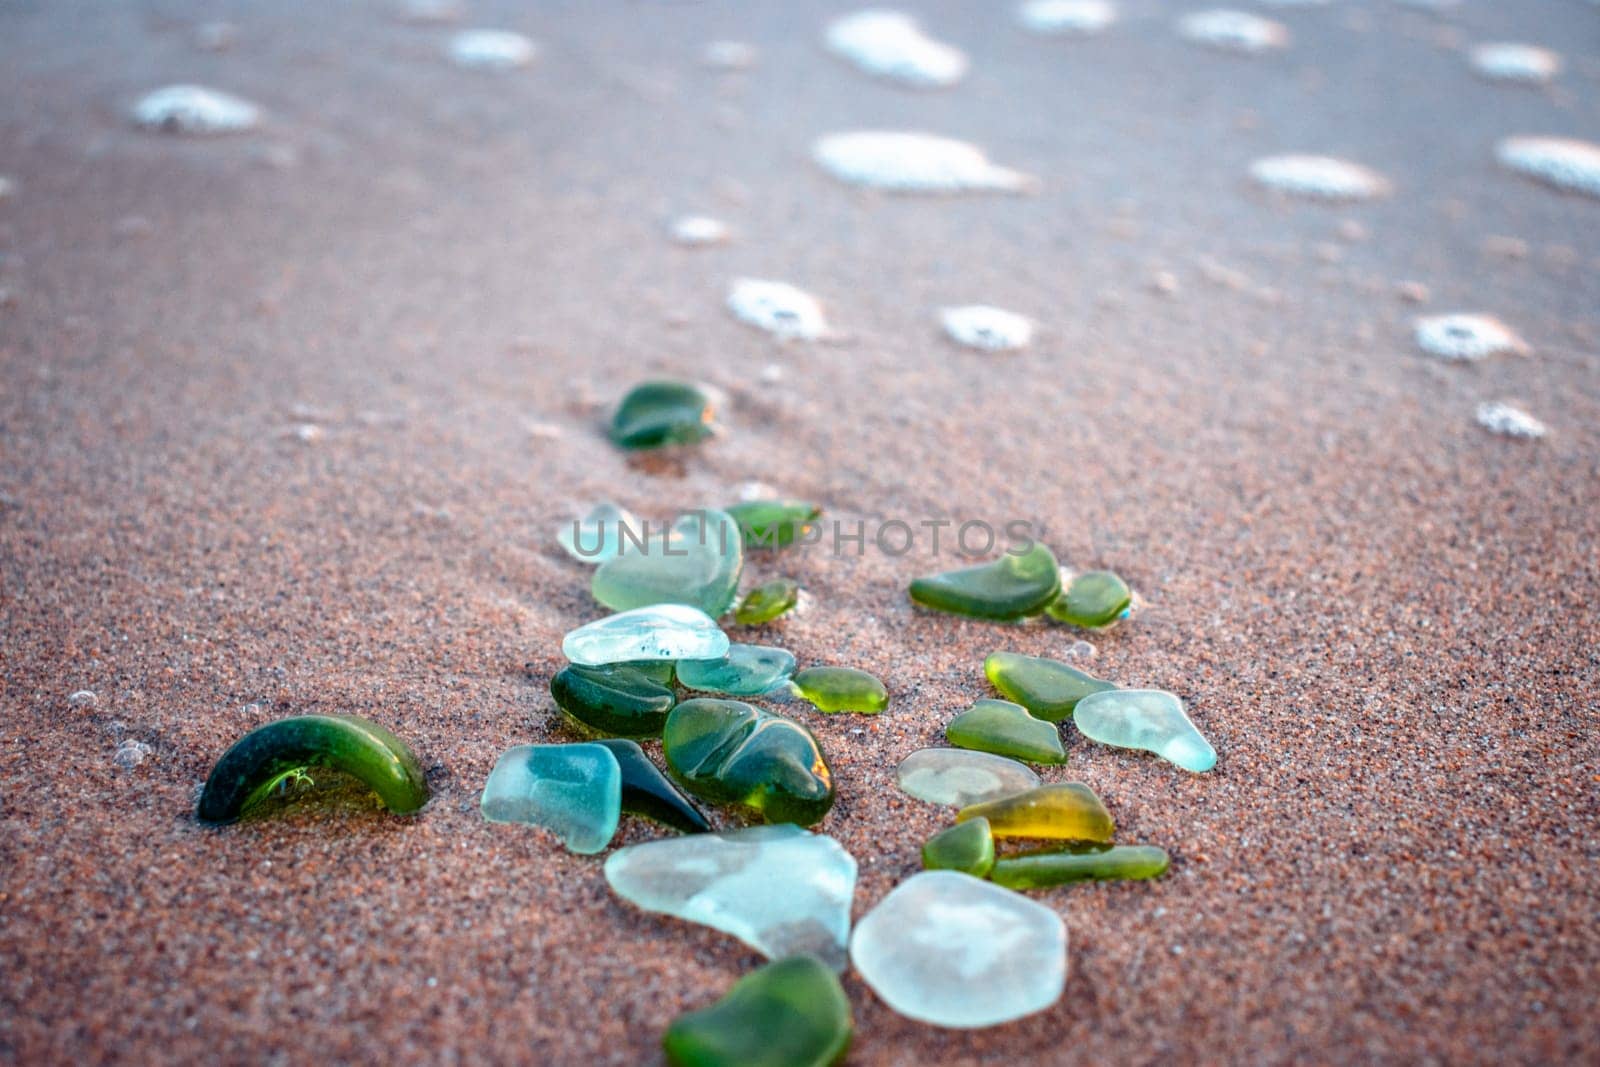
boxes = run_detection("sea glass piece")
[945,699,1066,764]
[724,499,821,549]
[990,844,1170,889]
[789,667,888,714]
[894,749,1040,807]
[850,871,1067,1028]
[734,578,800,625]
[594,739,710,833]
[957,783,1114,842]
[920,817,995,877]
[909,543,1061,620]
[550,662,676,738]
[196,715,429,824]
[610,381,717,449]
[592,509,744,618]
[678,643,797,696]
[1073,689,1217,772]
[663,699,835,826]
[984,650,1115,722]
[605,824,857,969]
[663,956,853,1067]
[480,742,621,854]
[563,604,729,666]
[1046,570,1132,629]
[557,502,642,564]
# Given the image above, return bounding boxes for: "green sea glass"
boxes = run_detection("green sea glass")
[984,650,1116,723]
[724,499,822,549]
[610,380,716,449]
[908,542,1061,620]
[663,956,853,1067]
[1047,570,1132,629]
[594,738,710,833]
[662,699,835,826]
[480,742,622,854]
[920,817,995,877]
[956,783,1114,842]
[990,844,1170,889]
[551,662,676,738]
[196,715,429,824]
[678,643,797,696]
[734,578,800,625]
[1073,689,1216,772]
[790,666,888,714]
[945,698,1066,764]
[592,509,744,618]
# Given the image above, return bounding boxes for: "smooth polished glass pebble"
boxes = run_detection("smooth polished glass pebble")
[592,509,744,618]
[958,783,1114,842]
[563,604,729,666]
[920,817,995,877]
[990,844,1170,889]
[678,643,798,696]
[1074,689,1217,772]
[594,739,709,833]
[985,650,1115,722]
[1047,570,1133,629]
[849,871,1067,1029]
[557,502,642,564]
[824,9,968,88]
[133,85,261,135]
[663,955,853,1067]
[724,499,821,549]
[610,381,717,449]
[894,748,1040,807]
[909,542,1061,620]
[790,667,888,714]
[605,824,858,969]
[945,699,1066,764]
[197,715,429,823]
[734,578,800,625]
[939,305,1033,352]
[480,742,621,854]
[663,699,835,826]
[812,132,1036,194]
[551,662,676,738]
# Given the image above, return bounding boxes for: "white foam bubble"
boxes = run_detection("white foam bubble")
[1249,154,1390,200]
[113,739,152,770]
[728,279,828,341]
[1470,43,1561,85]
[1017,1,1116,36]
[813,131,1035,193]
[1414,314,1528,362]
[1496,137,1600,199]
[1178,10,1290,54]
[825,10,968,88]
[670,215,731,246]
[940,306,1034,351]
[449,29,536,71]
[1475,402,1547,440]
[132,85,261,135]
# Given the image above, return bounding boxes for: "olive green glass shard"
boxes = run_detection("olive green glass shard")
[945,698,1066,764]
[789,666,888,714]
[990,844,1170,889]
[1047,569,1133,629]
[663,955,853,1067]
[551,662,676,738]
[908,542,1061,620]
[984,650,1116,723]
[920,817,995,877]
[724,499,822,549]
[734,578,800,625]
[610,380,716,450]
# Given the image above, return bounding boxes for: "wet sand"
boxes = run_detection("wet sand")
[2,1,1598,1063]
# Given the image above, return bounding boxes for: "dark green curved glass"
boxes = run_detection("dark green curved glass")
[1047,570,1133,628]
[595,739,711,833]
[662,699,834,826]
[908,542,1061,620]
[610,381,716,449]
[920,817,995,877]
[990,844,1170,889]
[724,500,822,549]
[663,955,852,1067]
[551,662,676,738]
[734,578,800,625]
[196,715,429,824]
[945,698,1066,764]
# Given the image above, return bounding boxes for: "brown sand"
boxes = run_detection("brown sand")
[2,1,1598,1063]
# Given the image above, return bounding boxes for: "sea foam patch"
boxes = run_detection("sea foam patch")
[1496,137,1600,199]
[1249,154,1390,200]
[1475,402,1547,440]
[813,131,1036,193]
[825,9,968,88]
[1414,314,1528,362]
[132,85,261,134]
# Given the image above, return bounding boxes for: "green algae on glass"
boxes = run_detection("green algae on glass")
[1073,688,1217,772]
[985,650,1116,723]
[594,738,710,833]
[610,380,716,449]
[734,578,800,625]
[945,698,1066,764]
[790,666,888,714]
[197,714,429,824]
[663,698,835,826]
[480,742,621,854]
[592,509,744,618]
[956,782,1114,842]
[663,955,853,1067]
[1047,569,1132,629]
[677,643,797,696]
[920,817,995,877]
[551,662,676,738]
[724,499,822,549]
[908,542,1061,620]
[990,844,1170,889]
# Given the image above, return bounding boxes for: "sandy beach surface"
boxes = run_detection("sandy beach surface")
[2,1,1598,1063]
